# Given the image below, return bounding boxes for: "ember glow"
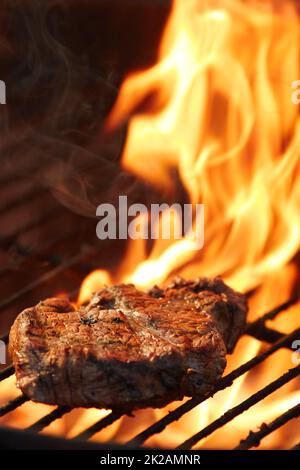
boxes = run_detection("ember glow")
[1,0,300,449]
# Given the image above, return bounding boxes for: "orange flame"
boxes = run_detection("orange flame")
[82,0,300,448]
[2,0,300,449]
[106,0,300,294]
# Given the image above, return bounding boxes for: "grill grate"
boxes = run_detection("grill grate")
[1,301,299,449]
[235,403,300,450]
[177,364,300,450]
[0,139,299,451]
[0,0,300,452]
[127,325,300,448]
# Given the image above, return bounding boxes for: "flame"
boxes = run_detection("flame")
[1,0,300,449]
[106,0,300,294]
[78,270,112,304]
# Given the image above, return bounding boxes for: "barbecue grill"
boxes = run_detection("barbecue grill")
[0,162,299,449]
[1,285,300,448]
[0,0,300,451]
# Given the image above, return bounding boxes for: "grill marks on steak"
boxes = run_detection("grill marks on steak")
[156,277,247,352]
[9,278,247,410]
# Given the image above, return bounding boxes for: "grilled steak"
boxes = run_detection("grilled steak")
[9,277,247,410]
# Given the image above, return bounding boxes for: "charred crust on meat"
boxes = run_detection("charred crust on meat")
[9,277,247,410]
[148,285,165,298]
[98,296,116,309]
[112,317,124,324]
[80,317,98,326]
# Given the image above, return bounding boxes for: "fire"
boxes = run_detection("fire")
[1,0,300,449]
[84,0,300,448]
[79,270,112,305]
[106,0,300,294]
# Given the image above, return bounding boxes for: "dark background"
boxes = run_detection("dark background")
[0,0,171,336]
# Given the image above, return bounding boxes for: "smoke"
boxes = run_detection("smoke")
[0,0,173,218]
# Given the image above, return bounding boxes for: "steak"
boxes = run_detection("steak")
[9,277,247,410]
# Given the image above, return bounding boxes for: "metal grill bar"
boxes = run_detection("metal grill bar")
[177,365,300,450]
[25,406,71,433]
[235,403,300,450]
[0,395,29,417]
[127,328,300,446]
[0,366,14,382]
[247,326,285,345]
[291,442,300,450]
[73,411,124,441]
[247,297,299,326]
[246,297,299,344]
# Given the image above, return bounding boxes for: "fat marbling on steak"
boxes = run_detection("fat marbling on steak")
[9,278,247,410]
